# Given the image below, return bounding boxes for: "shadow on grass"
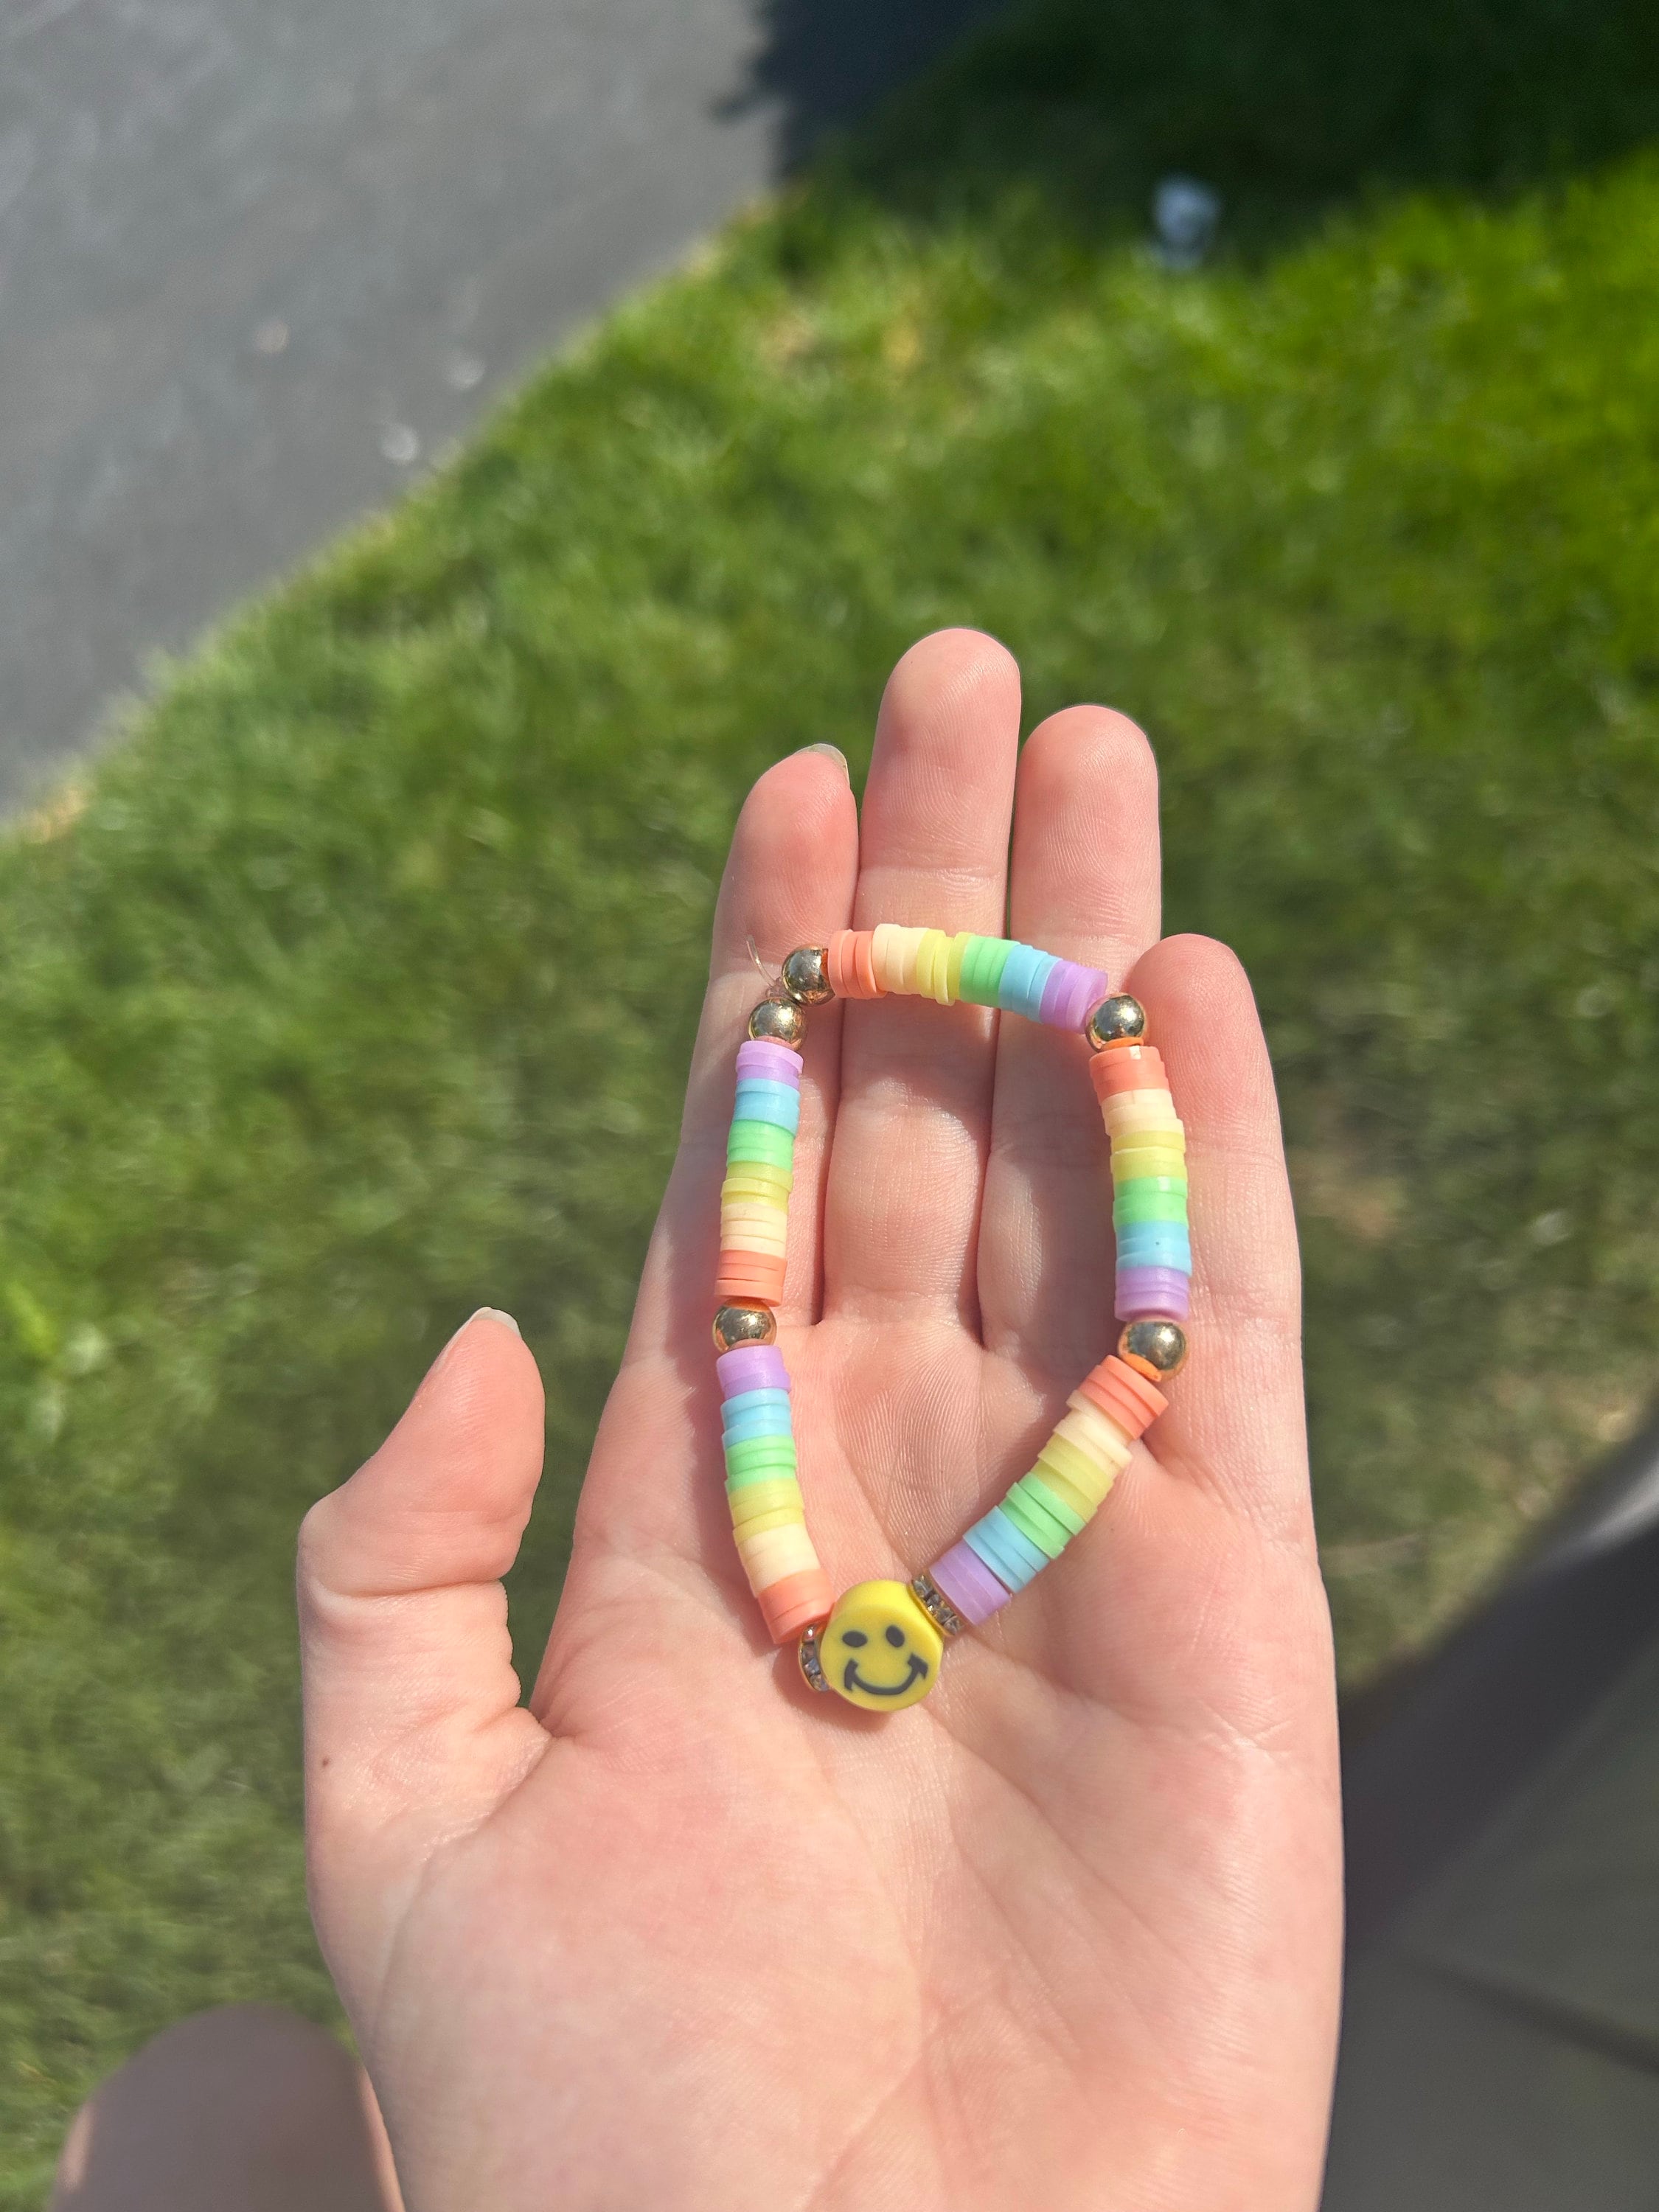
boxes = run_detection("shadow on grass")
[747,0,1659,246]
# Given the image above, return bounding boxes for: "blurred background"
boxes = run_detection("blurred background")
[2,0,1658,2203]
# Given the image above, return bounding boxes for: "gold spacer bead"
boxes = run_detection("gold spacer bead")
[781,945,833,1006]
[748,997,809,1048]
[1085,994,1147,1050]
[1119,1318,1188,1376]
[713,1303,778,1352]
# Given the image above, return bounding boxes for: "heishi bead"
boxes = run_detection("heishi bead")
[1038,959,1113,1032]
[716,1315,831,1641]
[736,1039,804,1085]
[715,1345,790,1395]
[928,1539,1014,1624]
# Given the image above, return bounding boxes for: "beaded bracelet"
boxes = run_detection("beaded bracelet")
[713,926,1190,1713]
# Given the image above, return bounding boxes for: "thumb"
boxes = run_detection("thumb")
[299,1310,550,1988]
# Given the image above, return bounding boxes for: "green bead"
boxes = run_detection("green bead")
[1018,1471,1087,1537]
[1000,1481,1072,1559]
[723,1440,799,1478]
[1113,1188,1189,1225]
[726,1119,796,1167]
[958,934,1012,1006]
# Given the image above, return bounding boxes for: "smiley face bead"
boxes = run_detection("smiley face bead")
[818,1581,944,1711]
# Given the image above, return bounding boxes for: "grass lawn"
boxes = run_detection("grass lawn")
[5,0,1659,2191]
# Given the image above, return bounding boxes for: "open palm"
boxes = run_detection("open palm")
[301,631,1342,2212]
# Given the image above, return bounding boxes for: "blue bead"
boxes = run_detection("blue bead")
[720,1409,796,1444]
[964,1508,1046,1589]
[720,1388,793,1426]
[731,1080,801,1133]
[995,943,1057,1022]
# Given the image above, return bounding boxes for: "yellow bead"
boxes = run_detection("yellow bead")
[818,1581,943,1711]
[1086,995,1148,1049]
[945,932,973,1005]
[712,1304,777,1351]
[1119,1319,1189,1377]
[748,997,808,1047]
[781,946,833,1006]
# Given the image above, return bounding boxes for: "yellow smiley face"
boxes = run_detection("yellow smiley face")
[821,1582,944,1712]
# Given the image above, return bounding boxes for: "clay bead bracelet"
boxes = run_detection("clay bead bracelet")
[712,928,1190,1713]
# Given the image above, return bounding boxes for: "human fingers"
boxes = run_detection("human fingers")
[625,744,858,1360]
[821,630,1021,1328]
[1127,932,1310,1548]
[980,704,1161,1377]
[299,1311,550,1988]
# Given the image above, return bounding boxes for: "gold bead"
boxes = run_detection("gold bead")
[1086,994,1147,1050]
[748,997,808,1048]
[781,945,833,1006]
[1119,1318,1188,1376]
[713,1303,777,1352]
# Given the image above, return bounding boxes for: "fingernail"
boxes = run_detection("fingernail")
[473,1307,521,1336]
[801,742,849,781]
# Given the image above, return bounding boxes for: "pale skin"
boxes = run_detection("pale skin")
[298,630,1343,2212]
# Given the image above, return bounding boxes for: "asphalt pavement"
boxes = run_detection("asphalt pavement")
[0,0,998,809]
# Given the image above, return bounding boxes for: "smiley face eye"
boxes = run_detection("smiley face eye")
[885,1624,905,1647]
[841,1629,868,1647]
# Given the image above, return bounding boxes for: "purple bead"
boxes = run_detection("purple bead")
[716,1345,792,1398]
[1038,960,1112,1032]
[929,1540,1015,1625]
[1114,1266,1191,1321]
[735,1040,803,1087]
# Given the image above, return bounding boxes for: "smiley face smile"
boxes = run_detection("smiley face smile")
[843,1650,929,1698]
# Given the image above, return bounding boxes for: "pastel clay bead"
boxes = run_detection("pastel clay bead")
[961,936,1012,1006]
[1036,1435,1116,1504]
[1090,1049,1166,1099]
[1115,1270,1191,1322]
[999,1483,1071,1558]
[722,1410,795,1445]
[717,1345,790,1395]
[736,1039,803,1085]
[1061,1396,1133,1461]
[929,1540,1013,1624]
[1018,1470,1088,1535]
[733,1079,802,1131]
[1111,1144,1187,1179]
[727,1120,796,1166]
[1099,1354,1169,1422]
[720,1387,793,1423]
[737,1523,822,1583]
[965,1508,1046,1589]
[731,1503,808,1539]
[715,1256,787,1302]
[946,932,973,1005]
[1113,1187,1188,1223]
[854,931,882,999]
[818,1582,944,1711]
[726,1477,804,1522]
[725,1438,796,1471]
[760,1570,835,1642]
[1026,1455,1099,1523]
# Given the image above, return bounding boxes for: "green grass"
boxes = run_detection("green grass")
[6,0,1659,2191]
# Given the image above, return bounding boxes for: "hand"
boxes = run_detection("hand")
[299,630,1342,2212]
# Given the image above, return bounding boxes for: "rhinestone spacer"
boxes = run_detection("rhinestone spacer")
[798,1624,832,1693]
[910,1571,965,1641]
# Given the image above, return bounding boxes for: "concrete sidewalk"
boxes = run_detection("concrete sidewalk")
[0,0,998,810]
